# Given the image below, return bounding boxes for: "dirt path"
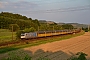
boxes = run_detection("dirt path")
[0,32,90,60]
[23,32,90,60]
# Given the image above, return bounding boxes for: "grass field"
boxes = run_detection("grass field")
[0,29,85,54]
[0,29,16,43]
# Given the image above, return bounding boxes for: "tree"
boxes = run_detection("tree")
[0,12,34,30]
[29,18,32,20]
[33,19,40,26]
[29,27,36,32]
[39,24,48,31]
[62,24,74,29]
[24,27,36,33]
[82,27,88,32]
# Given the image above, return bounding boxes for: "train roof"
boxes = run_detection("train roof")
[37,30,69,33]
[21,29,71,34]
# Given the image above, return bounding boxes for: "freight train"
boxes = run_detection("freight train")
[21,29,81,39]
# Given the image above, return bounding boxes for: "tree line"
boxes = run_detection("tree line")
[0,12,74,32]
[0,12,39,31]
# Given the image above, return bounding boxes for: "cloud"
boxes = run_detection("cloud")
[17,1,38,9]
[0,2,3,8]
[0,2,9,8]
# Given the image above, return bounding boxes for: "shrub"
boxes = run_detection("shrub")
[16,30,24,39]
[67,52,87,60]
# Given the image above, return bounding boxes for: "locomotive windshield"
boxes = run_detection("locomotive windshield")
[21,34,25,36]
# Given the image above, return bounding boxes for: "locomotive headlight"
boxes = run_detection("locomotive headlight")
[21,34,25,39]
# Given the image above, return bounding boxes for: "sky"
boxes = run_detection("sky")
[0,0,90,24]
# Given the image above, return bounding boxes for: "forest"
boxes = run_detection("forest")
[0,12,74,32]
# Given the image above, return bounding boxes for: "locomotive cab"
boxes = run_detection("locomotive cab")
[21,32,37,39]
[21,33,26,39]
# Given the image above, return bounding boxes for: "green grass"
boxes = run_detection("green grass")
[0,29,16,43]
[1,51,50,60]
[0,30,85,54]
[1,51,32,60]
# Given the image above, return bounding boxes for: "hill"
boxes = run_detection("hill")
[67,23,88,28]
[57,23,88,28]
[39,20,88,28]
[0,12,40,30]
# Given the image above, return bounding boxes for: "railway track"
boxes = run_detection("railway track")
[0,32,76,47]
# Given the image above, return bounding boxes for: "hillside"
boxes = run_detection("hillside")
[67,23,88,28]
[57,23,88,28]
[0,12,40,30]
[39,20,88,28]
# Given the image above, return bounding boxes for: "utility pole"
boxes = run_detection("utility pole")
[12,25,13,40]
[53,26,54,31]
[38,26,39,31]
[1,22,2,29]
[88,25,89,31]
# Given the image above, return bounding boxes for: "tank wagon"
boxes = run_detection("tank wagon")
[21,29,81,39]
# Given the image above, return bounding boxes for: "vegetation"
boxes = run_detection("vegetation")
[24,27,36,33]
[67,52,87,60]
[16,30,24,39]
[0,12,39,30]
[0,29,16,43]
[62,24,74,29]
[39,24,63,31]
[9,24,20,32]
[1,51,32,60]
[82,27,89,32]
[1,52,87,60]
[0,12,75,31]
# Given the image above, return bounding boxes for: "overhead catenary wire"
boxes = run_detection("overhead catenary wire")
[30,0,78,5]
[2,0,89,14]
[19,5,90,14]
[29,0,74,3]
[1,0,80,6]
